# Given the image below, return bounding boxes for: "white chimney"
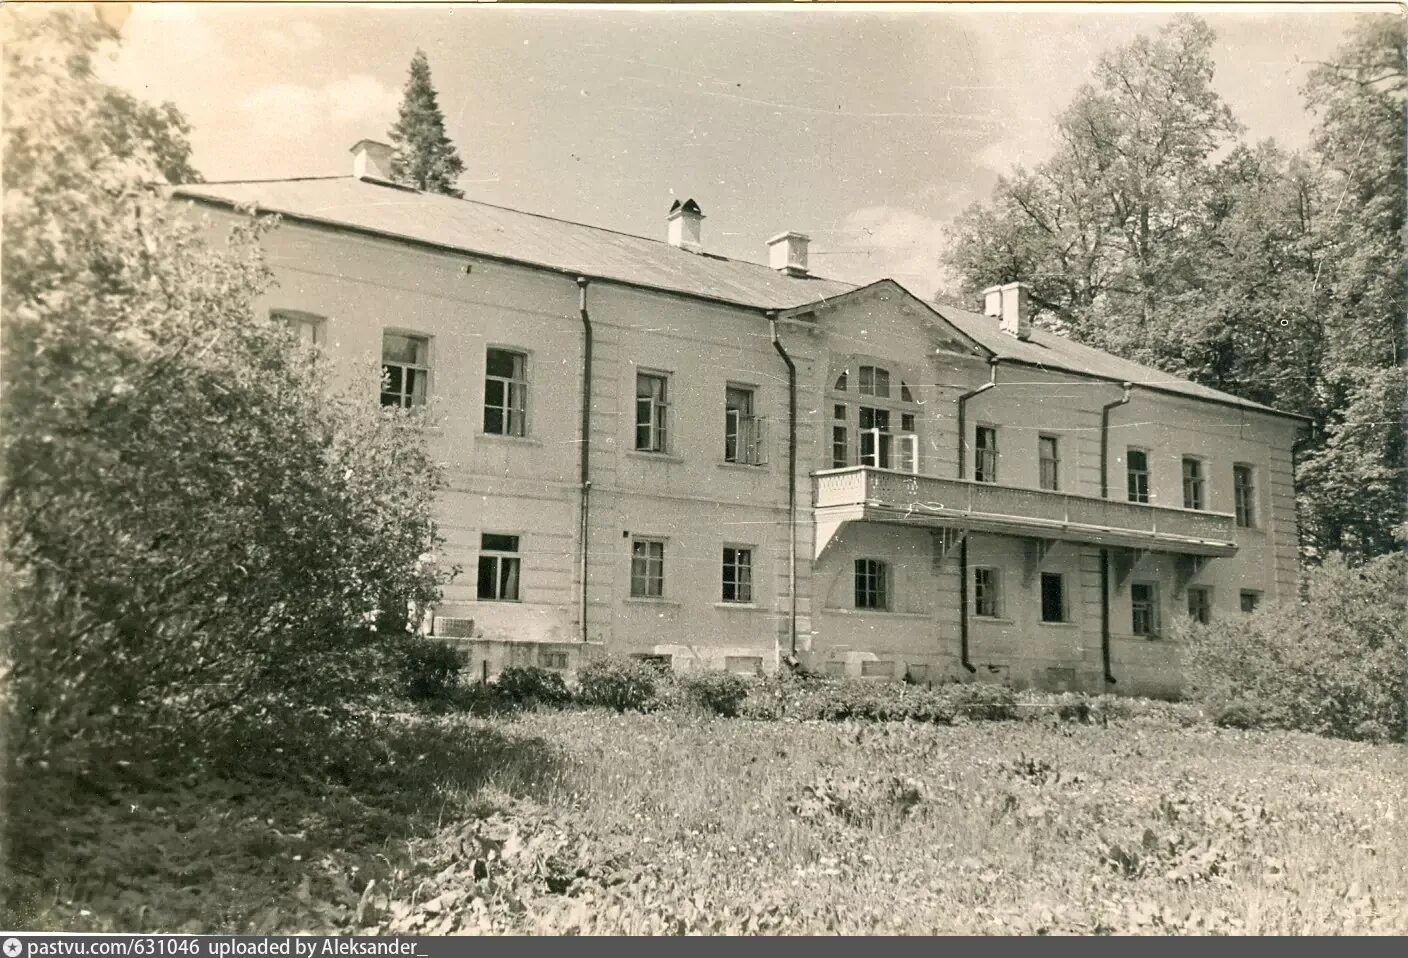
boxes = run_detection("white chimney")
[667,198,704,253]
[982,281,1032,341]
[767,231,810,277]
[350,139,395,183]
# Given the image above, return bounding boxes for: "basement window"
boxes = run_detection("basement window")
[1239,590,1262,614]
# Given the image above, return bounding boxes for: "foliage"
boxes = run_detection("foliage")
[493,665,572,710]
[1,8,454,778]
[674,671,750,717]
[741,671,1017,724]
[945,14,1407,559]
[387,50,466,197]
[575,657,662,713]
[1181,551,1407,742]
[397,638,468,703]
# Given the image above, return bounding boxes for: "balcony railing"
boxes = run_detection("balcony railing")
[813,467,1238,557]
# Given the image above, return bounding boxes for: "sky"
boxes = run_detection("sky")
[100,2,1392,297]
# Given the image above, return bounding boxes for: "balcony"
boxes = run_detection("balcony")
[813,467,1238,558]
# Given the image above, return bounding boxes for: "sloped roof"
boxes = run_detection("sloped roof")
[172,176,855,310]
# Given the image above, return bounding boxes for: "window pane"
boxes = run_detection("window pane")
[1041,573,1064,622]
[482,533,519,552]
[874,368,890,397]
[486,348,523,379]
[834,371,848,391]
[833,404,846,420]
[477,556,497,599]
[499,558,520,601]
[484,378,505,407]
[383,365,403,393]
[383,333,423,365]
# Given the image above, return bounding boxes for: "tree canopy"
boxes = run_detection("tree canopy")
[387,49,467,197]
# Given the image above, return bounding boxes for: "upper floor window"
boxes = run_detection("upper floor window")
[1182,456,1205,510]
[857,365,890,397]
[1039,435,1060,491]
[1186,586,1211,625]
[477,533,521,602]
[1040,572,1066,623]
[276,309,324,348]
[381,332,429,408]
[1131,582,1160,637]
[831,404,849,469]
[630,538,665,598]
[635,371,670,453]
[483,348,527,437]
[724,385,762,465]
[833,371,849,391]
[973,567,1002,618]
[1127,449,1150,504]
[859,407,891,468]
[721,546,754,604]
[1233,464,1256,528]
[854,559,889,610]
[974,426,998,483]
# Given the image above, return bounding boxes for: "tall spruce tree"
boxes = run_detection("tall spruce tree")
[387,50,466,197]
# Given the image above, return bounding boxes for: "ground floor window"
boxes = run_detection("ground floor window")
[630,539,665,598]
[854,559,889,610]
[1239,590,1262,614]
[1040,572,1066,623]
[1131,582,1160,637]
[721,546,754,603]
[477,533,521,601]
[1186,586,1211,625]
[973,567,1002,618]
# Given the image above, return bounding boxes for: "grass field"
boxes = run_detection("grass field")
[11,707,1408,935]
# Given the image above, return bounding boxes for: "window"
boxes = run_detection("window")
[858,365,890,398]
[1239,590,1262,614]
[900,413,916,433]
[630,538,665,598]
[1182,456,1205,510]
[859,407,892,468]
[1039,435,1060,491]
[974,426,998,483]
[476,533,520,601]
[721,546,753,603]
[635,372,670,453]
[724,386,760,464]
[277,310,323,347]
[1127,449,1150,504]
[1233,464,1256,528]
[539,649,569,670]
[831,404,849,469]
[483,348,527,437]
[1131,582,1160,637]
[1040,572,1066,623]
[381,332,429,408]
[900,382,915,403]
[854,559,888,610]
[1186,586,1211,625]
[833,371,849,391]
[973,567,1002,618]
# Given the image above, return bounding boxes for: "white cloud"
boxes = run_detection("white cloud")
[240,74,399,134]
[819,206,952,300]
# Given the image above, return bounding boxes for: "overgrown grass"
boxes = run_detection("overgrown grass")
[8,703,1405,935]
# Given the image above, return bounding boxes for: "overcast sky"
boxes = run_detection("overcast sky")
[103,2,1390,296]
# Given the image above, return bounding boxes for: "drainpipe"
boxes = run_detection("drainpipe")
[576,277,593,645]
[1098,383,1132,687]
[769,313,799,661]
[954,358,997,674]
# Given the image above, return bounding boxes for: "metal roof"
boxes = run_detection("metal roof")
[173,176,856,310]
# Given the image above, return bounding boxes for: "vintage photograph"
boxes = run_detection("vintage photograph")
[2,0,1404,937]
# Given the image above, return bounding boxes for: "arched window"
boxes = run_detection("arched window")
[828,360,920,473]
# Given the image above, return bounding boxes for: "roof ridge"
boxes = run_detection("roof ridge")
[179,174,353,187]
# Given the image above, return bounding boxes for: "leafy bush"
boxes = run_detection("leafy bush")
[676,672,749,717]
[494,666,572,710]
[398,639,468,703]
[576,658,662,713]
[740,672,1021,725]
[1182,552,1406,742]
[950,684,1018,721]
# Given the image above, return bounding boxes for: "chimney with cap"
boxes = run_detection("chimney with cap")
[767,231,810,277]
[982,281,1032,341]
[351,139,396,183]
[667,198,704,253]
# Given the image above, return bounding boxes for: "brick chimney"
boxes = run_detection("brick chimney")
[350,139,395,183]
[767,231,810,277]
[982,281,1032,341]
[667,198,704,253]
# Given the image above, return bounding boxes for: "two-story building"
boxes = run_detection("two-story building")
[172,140,1308,697]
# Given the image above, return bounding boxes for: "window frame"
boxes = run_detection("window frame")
[476,532,522,602]
[857,365,891,398]
[972,566,1002,619]
[275,309,325,348]
[380,330,431,408]
[1130,581,1161,637]
[1186,586,1212,625]
[723,383,761,465]
[634,369,672,454]
[1038,434,1061,491]
[629,537,666,599]
[482,346,530,438]
[721,545,755,604]
[1182,455,1206,511]
[974,424,999,484]
[1039,571,1067,624]
[1233,463,1257,528]
[854,558,889,611]
[1126,447,1150,504]
[831,403,849,469]
[859,406,893,469]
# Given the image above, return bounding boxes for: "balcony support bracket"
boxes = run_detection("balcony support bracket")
[1022,537,1055,587]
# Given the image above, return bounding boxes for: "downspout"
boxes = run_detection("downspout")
[576,277,593,645]
[954,358,998,674]
[769,313,799,661]
[1098,383,1132,687]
